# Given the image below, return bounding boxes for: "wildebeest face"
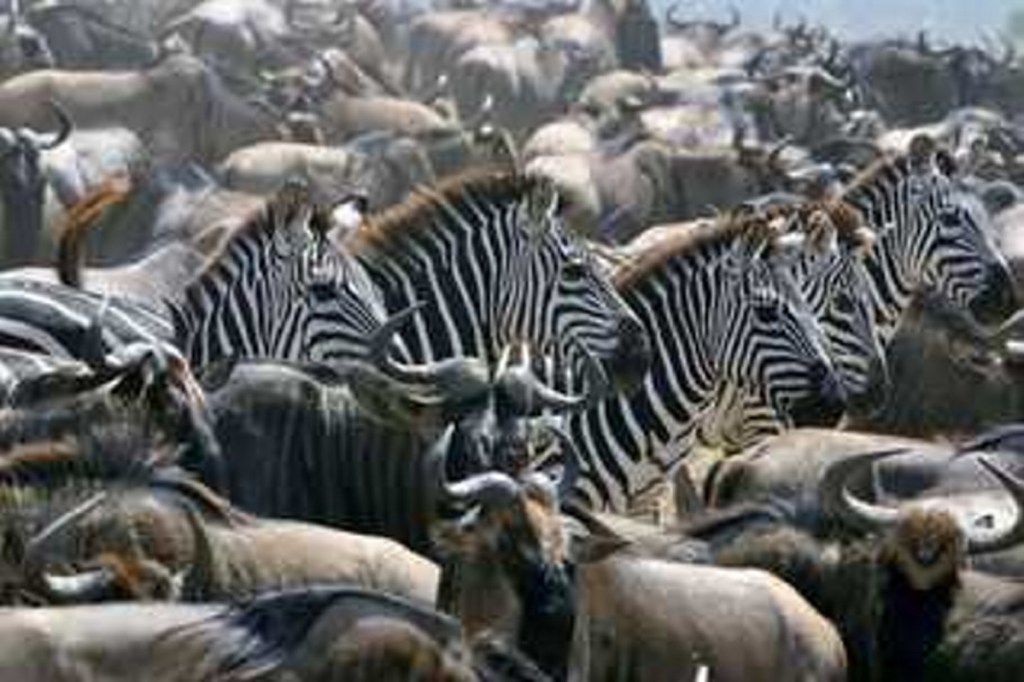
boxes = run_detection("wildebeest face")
[881,508,965,592]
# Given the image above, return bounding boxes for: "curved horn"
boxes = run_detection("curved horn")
[40,568,117,604]
[33,101,74,151]
[818,448,912,534]
[367,300,426,365]
[724,5,740,32]
[495,344,588,416]
[25,492,108,567]
[665,2,688,30]
[443,470,521,508]
[968,456,1024,553]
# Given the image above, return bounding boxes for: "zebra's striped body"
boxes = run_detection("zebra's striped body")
[695,204,885,453]
[693,140,1017,456]
[561,215,845,511]
[351,171,650,396]
[0,183,392,371]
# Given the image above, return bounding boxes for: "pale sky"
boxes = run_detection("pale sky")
[648,0,1024,43]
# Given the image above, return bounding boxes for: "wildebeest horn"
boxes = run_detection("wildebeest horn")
[40,568,117,604]
[725,5,740,31]
[431,422,520,508]
[535,420,581,499]
[29,100,74,151]
[818,448,912,533]
[23,492,109,597]
[370,311,491,407]
[968,456,1024,553]
[443,470,521,509]
[495,344,588,416]
[664,2,687,30]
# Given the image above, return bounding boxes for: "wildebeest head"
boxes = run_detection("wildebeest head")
[0,8,54,78]
[820,449,1024,566]
[879,507,965,591]
[434,470,577,679]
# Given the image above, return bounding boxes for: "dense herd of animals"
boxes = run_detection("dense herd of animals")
[2,0,1024,680]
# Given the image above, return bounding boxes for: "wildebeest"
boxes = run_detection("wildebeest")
[0,586,475,681]
[434,469,847,681]
[2,436,440,606]
[712,455,1024,682]
[0,52,280,165]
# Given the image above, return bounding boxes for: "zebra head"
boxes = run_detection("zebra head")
[848,135,1017,328]
[796,206,889,411]
[715,224,847,428]
[500,176,651,397]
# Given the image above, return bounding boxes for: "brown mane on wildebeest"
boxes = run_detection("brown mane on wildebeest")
[0,435,247,528]
[350,170,556,253]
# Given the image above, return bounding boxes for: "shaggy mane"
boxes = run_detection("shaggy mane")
[351,170,544,254]
[612,211,780,290]
[0,436,246,525]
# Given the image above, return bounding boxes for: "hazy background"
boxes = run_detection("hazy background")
[646,0,1024,44]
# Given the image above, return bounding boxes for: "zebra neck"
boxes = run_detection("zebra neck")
[358,228,500,364]
[566,274,719,510]
[862,226,917,341]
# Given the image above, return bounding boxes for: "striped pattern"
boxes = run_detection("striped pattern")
[844,149,1010,342]
[559,218,838,511]
[352,172,641,387]
[0,183,391,372]
[696,208,884,453]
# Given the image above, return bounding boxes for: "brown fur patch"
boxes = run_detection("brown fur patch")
[881,508,965,592]
[612,212,781,290]
[56,174,133,288]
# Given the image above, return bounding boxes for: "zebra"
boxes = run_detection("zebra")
[0,180,402,372]
[349,170,652,401]
[677,136,1017,459]
[693,201,887,454]
[845,134,1016,338]
[551,212,846,512]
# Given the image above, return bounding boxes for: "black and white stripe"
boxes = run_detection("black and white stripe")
[559,220,843,511]
[352,172,648,393]
[0,183,391,371]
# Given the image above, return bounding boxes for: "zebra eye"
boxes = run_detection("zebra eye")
[562,258,589,281]
[753,303,779,323]
[833,293,855,314]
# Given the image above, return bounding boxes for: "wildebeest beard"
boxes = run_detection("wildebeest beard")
[878,561,959,681]
[502,538,576,682]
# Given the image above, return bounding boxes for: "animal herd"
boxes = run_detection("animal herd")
[1,0,1024,680]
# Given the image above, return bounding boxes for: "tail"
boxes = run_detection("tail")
[56,174,132,288]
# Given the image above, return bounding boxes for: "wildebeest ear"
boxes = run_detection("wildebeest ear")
[567,533,629,565]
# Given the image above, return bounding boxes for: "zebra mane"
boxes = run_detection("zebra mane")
[184,183,333,293]
[843,136,956,204]
[612,210,784,290]
[0,433,245,525]
[351,170,545,254]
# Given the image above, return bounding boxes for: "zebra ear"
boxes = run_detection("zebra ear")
[771,232,807,266]
[908,134,938,173]
[525,177,561,234]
